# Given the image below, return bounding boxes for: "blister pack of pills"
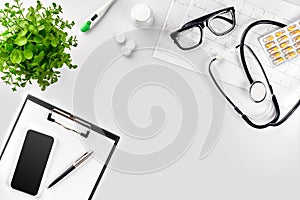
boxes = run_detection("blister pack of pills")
[259,20,300,66]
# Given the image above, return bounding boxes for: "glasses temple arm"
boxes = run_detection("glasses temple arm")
[213,15,234,24]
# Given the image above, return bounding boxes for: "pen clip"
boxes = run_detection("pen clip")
[74,151,93,167]
[47,109,91,138]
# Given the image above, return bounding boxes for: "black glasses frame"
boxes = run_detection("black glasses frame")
[170,7,236,50]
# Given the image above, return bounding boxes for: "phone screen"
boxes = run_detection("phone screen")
[11,130,54,196]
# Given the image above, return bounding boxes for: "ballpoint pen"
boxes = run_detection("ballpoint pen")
[48,150,94,189]
[80,0,118,32]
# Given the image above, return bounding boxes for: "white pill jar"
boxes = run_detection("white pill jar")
[131,3,154,28]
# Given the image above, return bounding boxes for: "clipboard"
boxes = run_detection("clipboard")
[0,95,120,200]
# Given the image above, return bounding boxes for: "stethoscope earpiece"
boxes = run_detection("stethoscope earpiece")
[215,47,237,60]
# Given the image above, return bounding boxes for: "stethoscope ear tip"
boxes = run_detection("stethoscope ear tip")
[215,54,223,60]
[215,47,237,60]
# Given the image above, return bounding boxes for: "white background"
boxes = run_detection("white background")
[0,0,300,199]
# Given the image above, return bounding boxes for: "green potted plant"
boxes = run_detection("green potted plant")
[0,0,78,91]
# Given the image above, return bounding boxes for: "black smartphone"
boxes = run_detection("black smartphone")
[11,130,54,196]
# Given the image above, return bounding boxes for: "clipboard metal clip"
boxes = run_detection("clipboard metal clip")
[47,109,91,138]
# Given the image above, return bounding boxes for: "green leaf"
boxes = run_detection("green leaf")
[51,39,57,47]
[44,24,51,32]
[0,52,8,58]
[28,7,34,13]
[15,36,27,46]
[5,43,14,52]
[41,62,47,70]
[4,3,9,8]
[1,30,10,36]
[20,82,26,87]
[18,30,28,37]
[36,1,42,10]
[26,43,34,49]
[9,68,16,75]
[36,51,45,60]
[10,49,23,64]
[38,25,45,31]
[24,49,33,60]
[43,37,50,47]
[34,35,43,43]
[28,24,36,33]
[36,44,45,51]
[19,21,28,29]
[45,10,50,17]
[2,21,8,26]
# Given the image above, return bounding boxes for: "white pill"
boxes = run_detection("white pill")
[126,40,136,50]
[115,33,126,44]
[121,46,132,56]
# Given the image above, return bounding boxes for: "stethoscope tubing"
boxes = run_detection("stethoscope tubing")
[209,20,300,129]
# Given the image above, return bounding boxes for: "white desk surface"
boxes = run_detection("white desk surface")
[0,0,300,200]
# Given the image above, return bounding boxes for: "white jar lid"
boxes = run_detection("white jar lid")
[131,3,154,28]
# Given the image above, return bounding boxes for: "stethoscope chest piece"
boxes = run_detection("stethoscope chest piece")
[249,81,267,103]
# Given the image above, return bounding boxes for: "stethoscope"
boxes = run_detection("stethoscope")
[209,20,300,129]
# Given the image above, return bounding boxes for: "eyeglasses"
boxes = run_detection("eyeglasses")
[170,7,236,50]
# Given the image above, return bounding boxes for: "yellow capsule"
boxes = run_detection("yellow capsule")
[297,48,300,54]
[265,41,275,49]
[275,30,285,37]
[270,52,281,59]
[277,35,288,43]
[293,35,300,43]
[288,24,296,31]
[295,42,300,49]
[273,57,285,65]
[285,52,297,60]
[280,41,290,48]
[268,46,279,54]
[263,35,274,43]
[282,46,294,54]
[290,29,300,37]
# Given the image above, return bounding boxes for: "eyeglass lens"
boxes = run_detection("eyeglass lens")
[208,11,234,35]
[176,27,202,49]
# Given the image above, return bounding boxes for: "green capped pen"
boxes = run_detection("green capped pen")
[80,0,118,32]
